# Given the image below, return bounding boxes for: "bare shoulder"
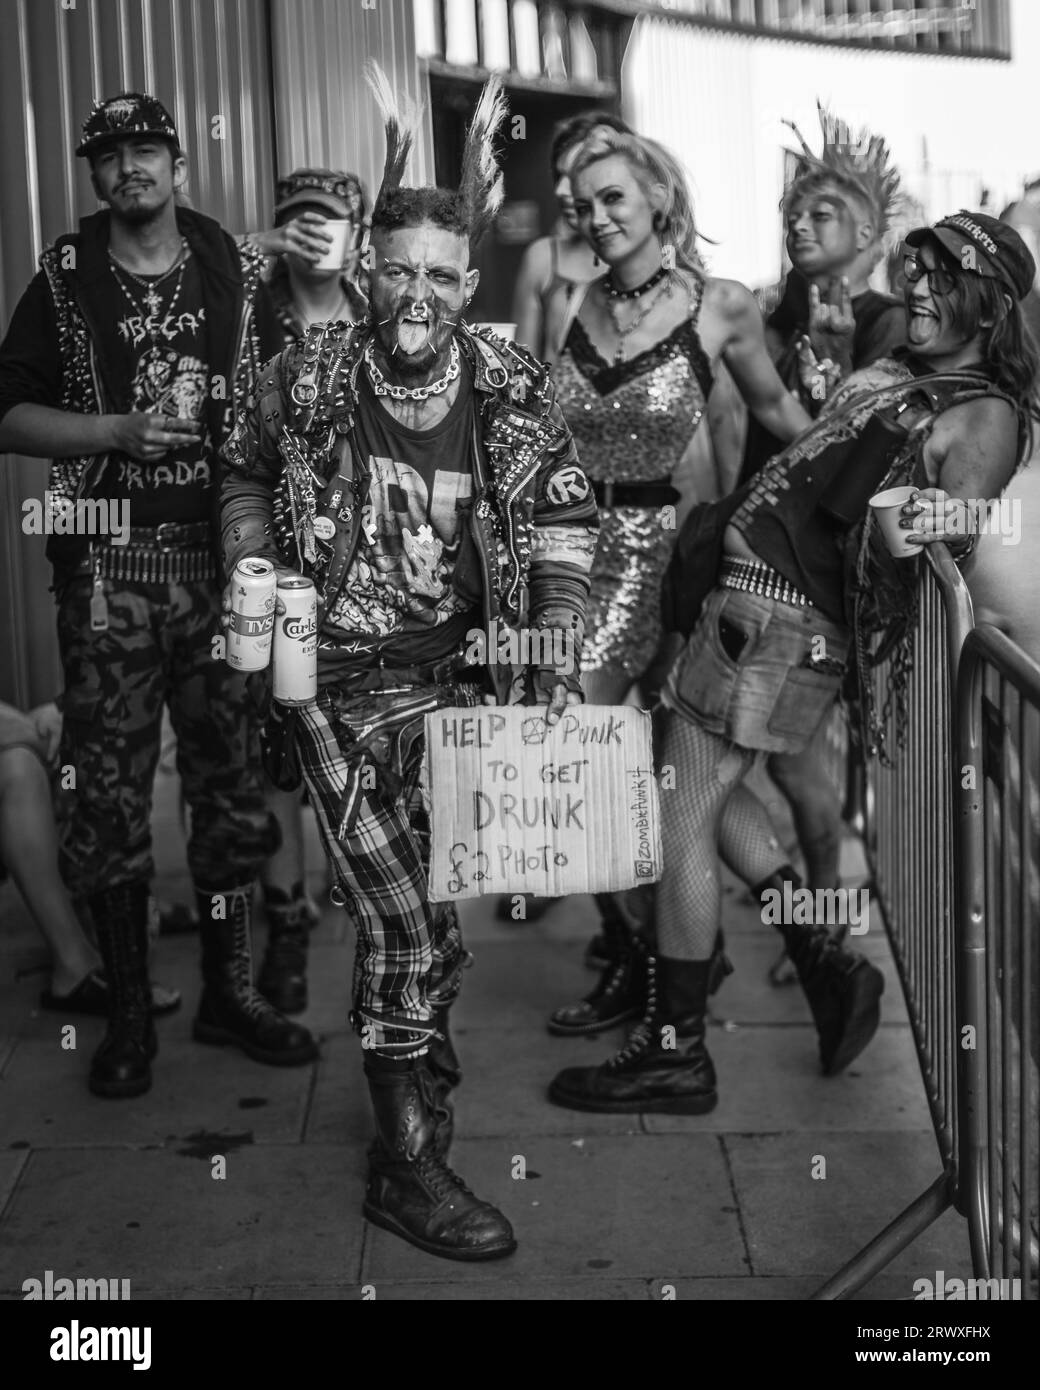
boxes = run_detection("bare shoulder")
[935,391,1018,445]
[701,276,759,322]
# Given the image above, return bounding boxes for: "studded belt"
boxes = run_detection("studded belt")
[593,480,679,508]
[718,557,811,609]
[78,523,218,584]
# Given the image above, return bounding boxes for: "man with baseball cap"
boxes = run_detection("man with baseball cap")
[0,91,316,1098]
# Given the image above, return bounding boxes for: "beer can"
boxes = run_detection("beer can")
[227,558,277,671]
[273,575,318,705]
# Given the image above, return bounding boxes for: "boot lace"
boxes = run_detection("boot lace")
[413,1150,472,1203]
[604,952,658,1070]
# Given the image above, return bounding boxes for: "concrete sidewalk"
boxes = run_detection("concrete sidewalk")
[0,762,971,1301]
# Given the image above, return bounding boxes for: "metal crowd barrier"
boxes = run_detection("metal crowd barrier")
[957,626,1040,1300]
[814,545,975,1298]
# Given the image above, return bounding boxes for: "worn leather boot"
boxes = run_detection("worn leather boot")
[754,867,884,1075]
[88,881,157,1099]
[257,888,314,1015]
[363,1054,516,1261]
[548,954,718,1114]
[192,886,317,1065]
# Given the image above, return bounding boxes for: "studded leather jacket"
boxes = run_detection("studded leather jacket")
[220,322,599,699]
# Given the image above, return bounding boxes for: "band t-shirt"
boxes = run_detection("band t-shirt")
[104,252,212,525]
[321,362,482,668]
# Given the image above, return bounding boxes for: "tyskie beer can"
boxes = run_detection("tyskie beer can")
[273,575,318,705]
[227,558,276,671]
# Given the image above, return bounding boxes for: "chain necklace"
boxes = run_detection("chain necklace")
[603,263,669,301]
[604,276,673,365]
[109,239,190,345]
[364,338,460,401]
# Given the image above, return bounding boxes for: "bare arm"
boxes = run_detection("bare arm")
[0,403,200,460]
[511,238,553,357]
[908,396,1020,548]
[712,279,812,444]
[0,404,117,458]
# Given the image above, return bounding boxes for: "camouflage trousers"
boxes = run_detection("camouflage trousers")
[56,574,278,896]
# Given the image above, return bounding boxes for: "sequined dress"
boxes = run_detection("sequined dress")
[553,286,713,677]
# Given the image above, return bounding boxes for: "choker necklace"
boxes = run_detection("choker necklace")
[603,264,670,301]
[364,339,461,402]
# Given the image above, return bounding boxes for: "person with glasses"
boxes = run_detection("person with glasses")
[549,211,1039,1116]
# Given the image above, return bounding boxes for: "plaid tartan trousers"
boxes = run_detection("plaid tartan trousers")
[294,680,483,1057]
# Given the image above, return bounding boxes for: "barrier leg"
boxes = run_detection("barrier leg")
[811,1173,953,1300]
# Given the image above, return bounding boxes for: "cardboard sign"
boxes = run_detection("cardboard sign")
[422,705,661,902]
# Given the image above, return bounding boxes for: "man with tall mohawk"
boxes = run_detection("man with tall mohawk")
[740,105,907,975]
[221,66,598,1259]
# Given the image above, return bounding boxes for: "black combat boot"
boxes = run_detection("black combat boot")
[363,1053,516,1262]
[548,954,718,1114]
[87,882,157,1099]
[425,1004,462,1159]
[548,936,648,1036]
[753,867,884,1075]
[192,886,317,1065]
[257,885,314,1015]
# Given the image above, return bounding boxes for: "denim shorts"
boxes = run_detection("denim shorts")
[662,586,851,756]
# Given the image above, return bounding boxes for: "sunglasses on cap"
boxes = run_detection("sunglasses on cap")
[903,254,957,296]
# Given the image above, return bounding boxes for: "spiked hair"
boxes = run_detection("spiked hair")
[365,60,424,223]
[782,102,902,241]
[456,75,508,246]
[365,61,507,249]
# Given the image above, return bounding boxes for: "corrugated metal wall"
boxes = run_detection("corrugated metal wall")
[270,0,433,215]
[0,0,277,709]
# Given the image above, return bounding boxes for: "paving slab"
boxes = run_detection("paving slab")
[451,1027,646,1140]
[0,1144,364,1295]
[0,1150,30,1221]
[361,1134,747,1284]
[450,937,602,1032]
[326,1278,653,1300]
[642,1022,927,1134]
[725,1131,972,1284]
[119,1286,254,1300]
[0,1031,314,1149]
[302,1033,374,1145]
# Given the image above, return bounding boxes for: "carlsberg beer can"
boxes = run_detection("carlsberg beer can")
[227,558,276,671]
[273,576,318,705]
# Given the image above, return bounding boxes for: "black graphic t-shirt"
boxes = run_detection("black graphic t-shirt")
[105,253,212,524]
[322,363,481,667]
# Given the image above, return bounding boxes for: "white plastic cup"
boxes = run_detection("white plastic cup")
[868,485,921,559]
[311,218,353,271]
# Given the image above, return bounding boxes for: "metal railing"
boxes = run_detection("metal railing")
[814,545,976,1298]
[957,626,1040,1300]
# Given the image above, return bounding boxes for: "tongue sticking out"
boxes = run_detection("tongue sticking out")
[397,321,431,356]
